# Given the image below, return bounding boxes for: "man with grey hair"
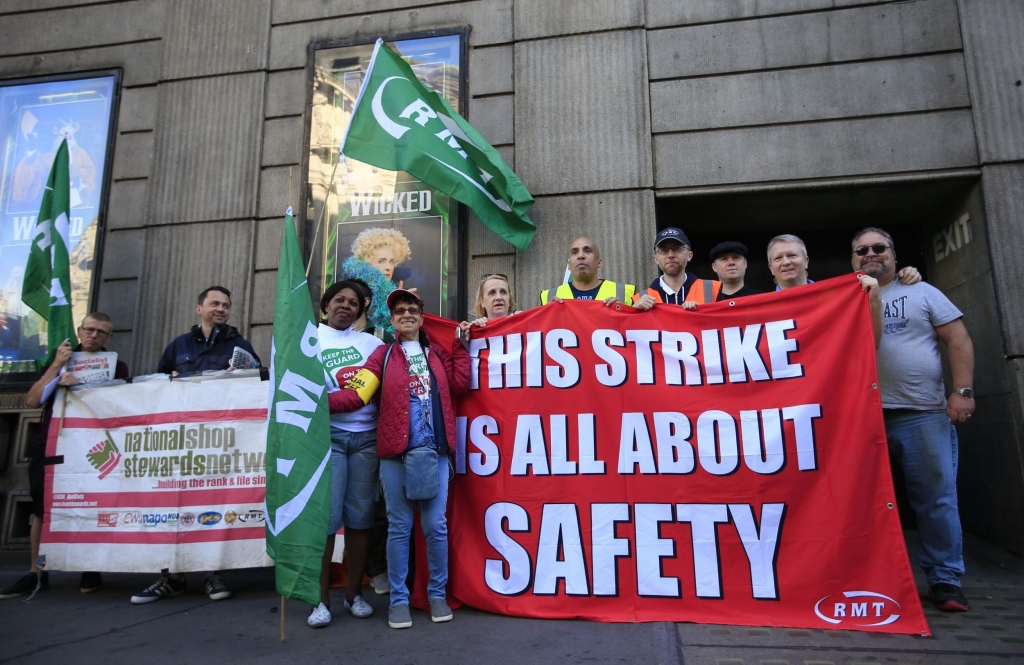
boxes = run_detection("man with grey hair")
[767,234,812,291]
[852,226,975,612]
[767,233,922,346]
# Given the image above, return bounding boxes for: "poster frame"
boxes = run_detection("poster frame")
[0,68,122,388]
[301,28,470,321]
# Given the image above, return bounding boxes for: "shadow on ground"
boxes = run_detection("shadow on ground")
[1,530,1022,665]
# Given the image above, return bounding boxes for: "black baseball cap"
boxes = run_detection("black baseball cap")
[654,227,690,249]
[709,241,749,262]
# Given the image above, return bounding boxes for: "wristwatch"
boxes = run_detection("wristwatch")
[952,387,975,399]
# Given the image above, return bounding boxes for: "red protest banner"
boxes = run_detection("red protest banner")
[422,275,928,635]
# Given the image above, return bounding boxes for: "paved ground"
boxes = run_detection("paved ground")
[1,531,1023,665]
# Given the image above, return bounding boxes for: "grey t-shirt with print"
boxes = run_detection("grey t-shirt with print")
[876,280,962,411]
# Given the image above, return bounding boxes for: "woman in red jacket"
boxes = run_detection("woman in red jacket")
[330,289,470,630]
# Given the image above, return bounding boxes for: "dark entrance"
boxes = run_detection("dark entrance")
[655,178,977,293]
[654,176,983,529]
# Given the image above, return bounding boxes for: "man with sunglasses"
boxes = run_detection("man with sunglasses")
[852,227,975,613]
[0,313,128,599]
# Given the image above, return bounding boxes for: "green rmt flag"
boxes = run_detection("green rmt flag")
[21,139,78,370]
[342,39,536,251]
[264,207,332,607]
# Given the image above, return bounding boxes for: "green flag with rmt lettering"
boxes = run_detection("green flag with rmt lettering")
[264,207,332,607]
[21,139,78,370]
[342,39,536,251]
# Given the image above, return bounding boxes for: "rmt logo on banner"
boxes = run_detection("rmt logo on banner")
[815,591,902,627]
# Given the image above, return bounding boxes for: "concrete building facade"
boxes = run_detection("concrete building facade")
[0,0,1022,557]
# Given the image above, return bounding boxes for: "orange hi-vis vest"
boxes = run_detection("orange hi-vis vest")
[633,278,722,305]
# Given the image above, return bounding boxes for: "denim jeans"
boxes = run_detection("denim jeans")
[379,455,450,606]
[884,409,965,587]
[327,428,379,533]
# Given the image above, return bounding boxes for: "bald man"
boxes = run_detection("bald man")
[539,237,639,307]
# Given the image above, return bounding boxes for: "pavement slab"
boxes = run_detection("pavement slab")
[1,531,1022,664]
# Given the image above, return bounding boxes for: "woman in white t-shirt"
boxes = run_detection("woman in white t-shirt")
[309,280,385,628]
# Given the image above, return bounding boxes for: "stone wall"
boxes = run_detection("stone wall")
[0,0,1022,552]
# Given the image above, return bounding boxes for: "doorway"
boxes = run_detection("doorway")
[655,178,977,292]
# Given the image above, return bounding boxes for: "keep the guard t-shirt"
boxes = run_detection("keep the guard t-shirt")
[318,323,384,431]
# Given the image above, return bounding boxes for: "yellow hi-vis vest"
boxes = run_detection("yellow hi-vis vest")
[539,280,638,306]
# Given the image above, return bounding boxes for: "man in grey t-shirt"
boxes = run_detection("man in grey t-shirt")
[853,227,976,612]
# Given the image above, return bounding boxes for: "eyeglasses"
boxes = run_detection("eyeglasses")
[480,273,508,281]
[79,326,111,338]
[392,306,422,316]
[656,244,690,255]
[854,244,891,256]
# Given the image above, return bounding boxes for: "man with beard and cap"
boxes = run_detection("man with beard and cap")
[633,228,721,311]
[852,226,975,613]
[709,241,761,300]
[540,236,639,307]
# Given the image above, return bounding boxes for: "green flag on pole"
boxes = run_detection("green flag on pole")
[264,207,332,607]
[21,139,78,370]
[342,39,536,251]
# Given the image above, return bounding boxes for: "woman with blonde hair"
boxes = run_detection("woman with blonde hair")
[342,227,413,336]
[458,273,516,338]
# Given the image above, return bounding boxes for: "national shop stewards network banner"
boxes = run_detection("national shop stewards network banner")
[424,274,928,635]
[42,375,273,573]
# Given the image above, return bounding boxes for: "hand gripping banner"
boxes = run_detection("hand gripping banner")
[424,275,928,635]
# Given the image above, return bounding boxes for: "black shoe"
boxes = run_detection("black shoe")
[204,573,231,601]
[0,571,48,599]
[929,583,969,612]
[80,572,103,594]
[131,574,186,604]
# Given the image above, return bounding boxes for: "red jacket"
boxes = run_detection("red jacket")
[328,331,471,459]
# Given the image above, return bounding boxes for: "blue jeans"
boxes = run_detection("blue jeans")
[884,409,965,587]
[379,455,451,606]
[328,428,379,533]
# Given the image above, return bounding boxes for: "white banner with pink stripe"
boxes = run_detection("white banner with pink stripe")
[41,373,275,573]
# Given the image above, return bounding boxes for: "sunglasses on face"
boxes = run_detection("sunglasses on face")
[480,273,508,281]
[392,306,422,316]
[854,244,891,256]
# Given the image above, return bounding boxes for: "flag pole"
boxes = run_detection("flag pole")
[57,388,68,435]
[305,157,341,278]
[305,38,384,278]
[57,346,71,434]
[280,595,286,642]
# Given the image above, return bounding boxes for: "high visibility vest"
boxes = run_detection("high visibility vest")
[540,280,638,306]
[633,278,722,305]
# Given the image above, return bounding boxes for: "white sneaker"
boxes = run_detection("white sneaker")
[343,594,373,618]
[370,572,390,595]
[308,602,332,628]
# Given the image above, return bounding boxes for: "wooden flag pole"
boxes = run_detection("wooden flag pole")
[305,157,342,278]
[57,340,72,435]
[57,388,68,435]
[280,595,286,642]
